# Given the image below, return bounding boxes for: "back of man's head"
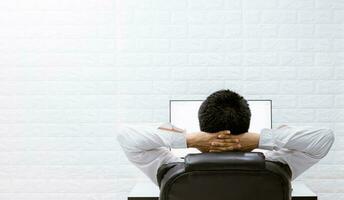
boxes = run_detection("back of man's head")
[198,89,251,135]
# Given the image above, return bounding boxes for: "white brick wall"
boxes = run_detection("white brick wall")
[0,0,343,199]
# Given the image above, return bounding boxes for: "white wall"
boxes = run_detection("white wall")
[0,0,343,199]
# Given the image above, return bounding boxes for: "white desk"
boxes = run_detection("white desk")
[128,181,317,200]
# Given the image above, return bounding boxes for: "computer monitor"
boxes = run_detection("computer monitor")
[169,100,272,157]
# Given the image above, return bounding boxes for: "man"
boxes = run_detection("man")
[117,89,335,185]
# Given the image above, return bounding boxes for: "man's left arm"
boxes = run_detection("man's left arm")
[258,126,335,179]
[211,126,335,179]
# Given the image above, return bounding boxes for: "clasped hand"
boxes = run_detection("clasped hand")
[186,130,260,153]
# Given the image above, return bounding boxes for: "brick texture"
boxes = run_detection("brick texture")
[0,0,343,199]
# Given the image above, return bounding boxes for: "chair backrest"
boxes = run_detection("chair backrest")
[157,152,292,200]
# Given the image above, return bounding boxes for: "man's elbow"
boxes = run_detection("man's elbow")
[323,128,335,148]
[317,128,335,159]
[116,124,131,147]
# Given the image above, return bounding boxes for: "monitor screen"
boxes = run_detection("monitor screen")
[169,100,272,157]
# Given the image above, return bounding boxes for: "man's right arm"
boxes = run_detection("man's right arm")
[117,123,240,185]
[117,123,186,185]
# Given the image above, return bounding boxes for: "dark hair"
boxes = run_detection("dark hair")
[198,89,251,135]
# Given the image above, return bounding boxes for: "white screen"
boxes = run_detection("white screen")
[170,100,272,157]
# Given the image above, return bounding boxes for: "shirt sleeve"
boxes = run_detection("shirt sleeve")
[258,126,335,180]
[116,123,186,185]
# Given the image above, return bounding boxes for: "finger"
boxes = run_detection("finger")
[216,130,230,135]
[211,141,238,147]
[217,133,232,139]
[215,146,234,151]
[216,138,240,143]
[235,143,242,149]
[210,144,242,150]
[222,130,231,134]
[210,146,234,151]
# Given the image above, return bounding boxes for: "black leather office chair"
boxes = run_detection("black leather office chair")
[157,152,292,200]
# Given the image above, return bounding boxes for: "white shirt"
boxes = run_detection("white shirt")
[117,123,334,186]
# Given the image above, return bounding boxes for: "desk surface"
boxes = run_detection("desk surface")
[128,181,317,200]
